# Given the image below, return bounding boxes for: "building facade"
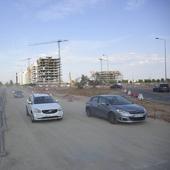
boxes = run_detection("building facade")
[18,56,60,85]
[94,71,122,83]
[36,57,60,84]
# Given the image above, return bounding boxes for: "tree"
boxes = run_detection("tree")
[138,79,144,83]
[144,79,151,83]
[122,79,128,83]
[89,72,101,87]
[5,82,9,86]
[75,75,89,89]
[160,78,165,82]
[0,81,3,86]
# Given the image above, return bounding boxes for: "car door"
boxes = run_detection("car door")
[90,96,99,116]
[97,97,110,118]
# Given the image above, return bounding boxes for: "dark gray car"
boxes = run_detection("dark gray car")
[86,95,147,124]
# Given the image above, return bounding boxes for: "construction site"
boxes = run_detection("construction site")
[36,57,61,84]
[18,56,61,86]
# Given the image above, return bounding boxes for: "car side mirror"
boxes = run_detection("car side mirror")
[27,99,32,104]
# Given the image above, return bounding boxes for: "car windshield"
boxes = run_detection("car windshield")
[15,91,22,94]
[107,96,132,105]
[34,96,56,104]
[160,84,169,87]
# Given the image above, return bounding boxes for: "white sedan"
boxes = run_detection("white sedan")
[26,93,63,122]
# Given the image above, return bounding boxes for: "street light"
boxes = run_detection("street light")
[155,37,167,81]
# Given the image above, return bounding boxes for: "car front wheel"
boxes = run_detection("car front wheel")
[108,112,118,124]
[31,112,36,122]
[86,108,92,117]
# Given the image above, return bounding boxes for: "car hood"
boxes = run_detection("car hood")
[113,104,145,113]
[32,103,62,110]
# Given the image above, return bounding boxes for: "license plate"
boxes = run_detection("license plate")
[133,114,144,117]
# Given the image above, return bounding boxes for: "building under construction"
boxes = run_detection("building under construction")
[36,57,61,84]
[95,71,122,83]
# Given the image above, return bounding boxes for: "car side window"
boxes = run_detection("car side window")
[99,97,107,104]
[91,97,98,104]
[111,97,117,105]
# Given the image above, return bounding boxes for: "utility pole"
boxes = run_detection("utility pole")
[155,37,167,82]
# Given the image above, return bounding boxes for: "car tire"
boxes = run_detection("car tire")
[86,108,92,117]
[108,112,118,124]
[31,112,36,123]
[26,106,29,116]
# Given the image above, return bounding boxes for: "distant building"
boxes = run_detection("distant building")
[18,56,60,85]
[36,57,60,84]
[94,71,122,83]
[22,69,30,85]
[31,63,38,84]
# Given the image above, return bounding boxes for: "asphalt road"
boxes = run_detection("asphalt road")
[0,88,170,170]
[126,86,170,104]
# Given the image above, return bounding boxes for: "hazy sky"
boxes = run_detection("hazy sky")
[0,0,170,83]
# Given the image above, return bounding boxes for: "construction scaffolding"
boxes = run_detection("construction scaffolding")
[37,57,61,84]
[95,71,122,83]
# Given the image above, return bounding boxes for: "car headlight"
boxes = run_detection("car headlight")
[33,108,41,113]
[116,109,131,116]
[58,107,63,111]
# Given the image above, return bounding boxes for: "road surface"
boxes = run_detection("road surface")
[0,88,170,170]
[125,86,170,104]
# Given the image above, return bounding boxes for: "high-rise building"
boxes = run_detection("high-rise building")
[37,57,60,84]
[31,63,37,84]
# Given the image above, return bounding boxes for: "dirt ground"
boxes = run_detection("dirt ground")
[30,86,170,122]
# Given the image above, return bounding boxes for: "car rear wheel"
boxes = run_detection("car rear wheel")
[108,112,118,124]
[86,108,92,117]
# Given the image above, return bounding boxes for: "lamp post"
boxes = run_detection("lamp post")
[155,37,167,81]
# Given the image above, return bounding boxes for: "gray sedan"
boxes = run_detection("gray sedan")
[86,95,147,124]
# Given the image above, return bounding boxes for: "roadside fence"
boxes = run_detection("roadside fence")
[0,88,7,157]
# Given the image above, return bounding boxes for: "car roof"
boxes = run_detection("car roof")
[32,93,50,98]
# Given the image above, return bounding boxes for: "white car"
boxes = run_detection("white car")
[26,93,63,122]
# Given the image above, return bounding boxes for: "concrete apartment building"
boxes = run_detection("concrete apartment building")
[36,57,60,84]
[31,63,38,84]
[95,71,122,83]
[18,56,60,85]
